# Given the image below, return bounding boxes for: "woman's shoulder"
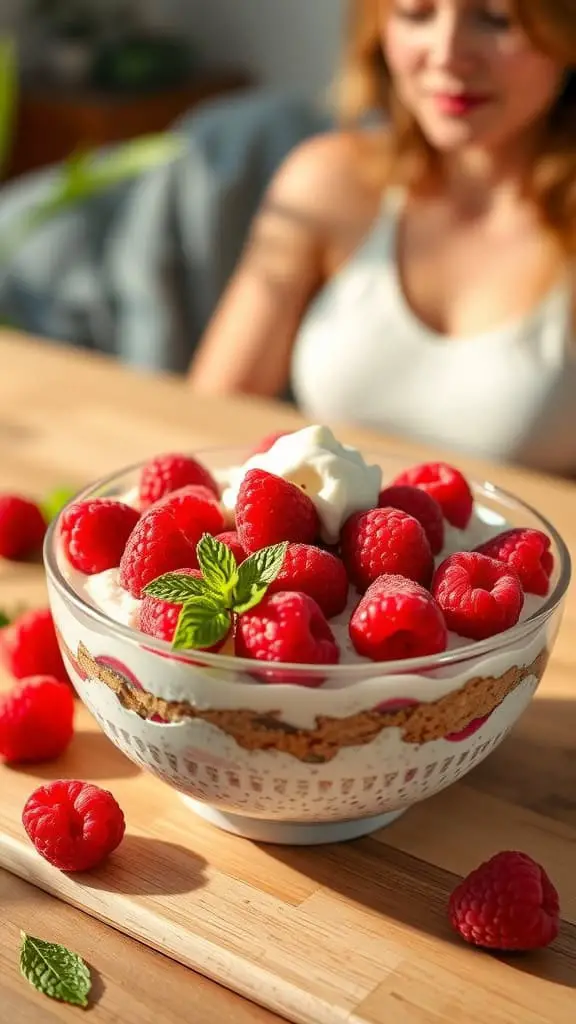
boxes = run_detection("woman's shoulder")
[266,128,387,223]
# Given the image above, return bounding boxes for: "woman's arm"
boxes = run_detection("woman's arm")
[187,134,357,398]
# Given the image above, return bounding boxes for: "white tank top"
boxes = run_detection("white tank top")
[291,189,576,475]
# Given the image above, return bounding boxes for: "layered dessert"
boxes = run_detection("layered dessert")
[56,424,554,682]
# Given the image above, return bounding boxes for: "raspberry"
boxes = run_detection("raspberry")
[250,430,292,455]
[119,506,199,598]
[349,575,448,661]
[378,484,444,555]
[153,485,225,542]
[236,592,340,679]
[139,453,219,508]
[236,470,319,553]
[341,507,433,593]
[214,530,247,564]
[476,528,554,597]
[60,499,140,575]
[432,551,524,640]
[0,608,69,684]
[391,462,473,529]
[267,543,348,618]
[449,851,560,951]
[22,780,125,872]
[0,677,74,763]
[0,495,46,560]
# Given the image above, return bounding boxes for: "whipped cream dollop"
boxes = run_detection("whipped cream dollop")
[222,425,382,543]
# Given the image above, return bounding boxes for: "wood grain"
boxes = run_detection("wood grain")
[1,332,575,1023]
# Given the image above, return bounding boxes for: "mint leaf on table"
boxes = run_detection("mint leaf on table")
[173,597,231,651]
[20,931,91,1008]
[233,542,288,614]
[196,533,239,602]
[41,486,79,522]
[0,608,10,628]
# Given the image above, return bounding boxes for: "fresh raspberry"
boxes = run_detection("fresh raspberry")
[341,507,433,593]
[236,470,319,553]
[0,495,46,560]
[378,484,444,556]
[391,462,473,529]
[214,530,247,564]
[236,591,340,679]
[22,780,125,872]
[0,608,69,684]
[139,453,219,507]
[448,851,560,951]
[0,677,75,763]
[349,575,448,661]
[267,543,348,618]
[153,485,225,542]
[476,528,554,597]
[119,506,199,598]
[60,499,140,575]
[432,551,524,640]
[250,430,292,455]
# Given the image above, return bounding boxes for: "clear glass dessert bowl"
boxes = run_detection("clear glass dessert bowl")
[44,448,571,845]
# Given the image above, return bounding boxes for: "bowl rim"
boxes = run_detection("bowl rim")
[44,446,572,681]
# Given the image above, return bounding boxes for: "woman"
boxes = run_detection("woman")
[189,0,576,474]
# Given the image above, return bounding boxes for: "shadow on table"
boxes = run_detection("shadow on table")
[261,695,576,991]
[11,729,141,782]
[81,835,208,897]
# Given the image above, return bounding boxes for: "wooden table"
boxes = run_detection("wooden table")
[1,331,575,1022]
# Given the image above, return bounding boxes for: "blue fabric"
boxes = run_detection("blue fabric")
[0,89,331,372]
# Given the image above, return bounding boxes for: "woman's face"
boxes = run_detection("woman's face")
[382,0,566,153]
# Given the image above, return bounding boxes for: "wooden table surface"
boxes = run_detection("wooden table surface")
[1,331,575,1022]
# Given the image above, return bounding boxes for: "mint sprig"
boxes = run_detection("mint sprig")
[143,535,288,651]
[20,931,91,1007]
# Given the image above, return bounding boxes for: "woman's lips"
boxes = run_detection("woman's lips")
[432,92,489,116]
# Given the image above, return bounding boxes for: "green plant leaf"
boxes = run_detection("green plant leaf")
[20,932,91,1008]
[41,486,79,522]
[143,572,206,604]
[196,534,238,601]
[173,599,231,651]
[233,541,288,612]
[0,608,10,628]
[0,36,16,179]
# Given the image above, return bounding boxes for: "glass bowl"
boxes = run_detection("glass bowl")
[44,449,571,845]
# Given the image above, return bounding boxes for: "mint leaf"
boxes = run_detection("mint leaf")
[0,608,10,628]
[143,572,206,603]
[41,486,78,522]
[20,931,91,1008]
[233,541,288,613]
[173,598,231,651]
[196,534,238,602]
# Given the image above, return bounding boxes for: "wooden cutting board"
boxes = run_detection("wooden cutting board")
[0,695,575,1024]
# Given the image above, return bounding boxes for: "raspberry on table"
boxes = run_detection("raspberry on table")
[340,506,434,593]
[139,453,219,508]
[432,551,524,640]
[391,462,473,530]
[378,484,444,555]
[476,528,554,597]
[0,677,75,763]
[235,591,340,681]
[119,505,203,598]
[236,470,319,552]
[349,574,448,661]
[214,530,247,564]
[0,608,69,684]
[449,850,560,951]
[60,499,140,575]
[0,495,46,560]
[22,780,125,872]
[267,543,348,618]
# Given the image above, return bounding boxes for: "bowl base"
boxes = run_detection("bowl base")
[181,797,406,845]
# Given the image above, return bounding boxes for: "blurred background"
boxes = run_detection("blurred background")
[0,0,347,371]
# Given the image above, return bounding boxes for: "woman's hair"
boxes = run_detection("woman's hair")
[336,0,576,252]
